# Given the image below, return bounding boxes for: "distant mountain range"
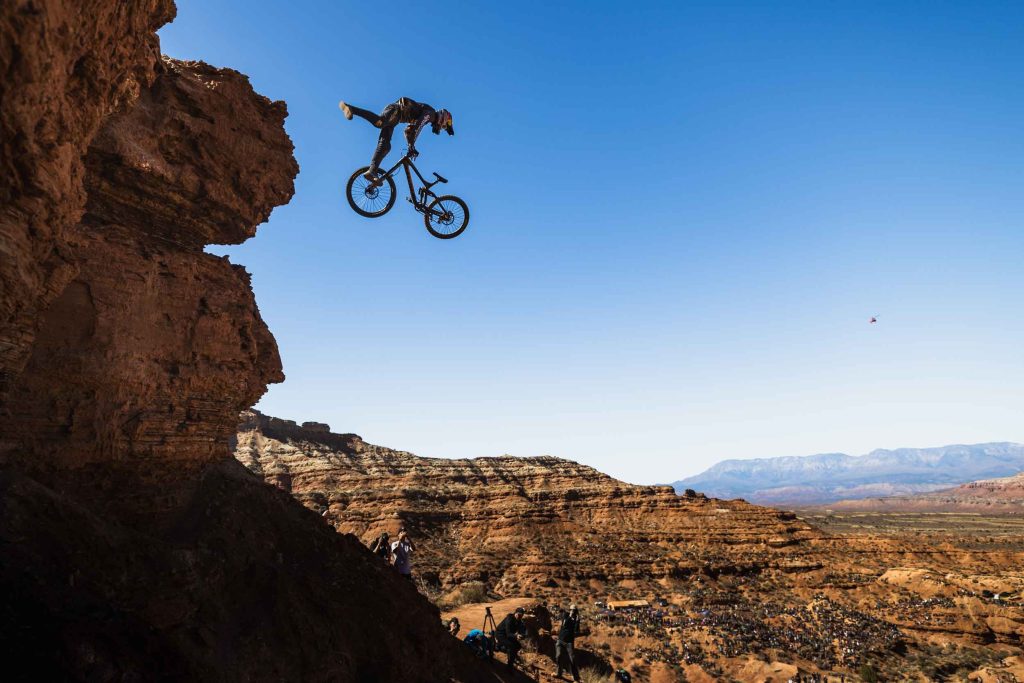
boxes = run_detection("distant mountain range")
[672,443,1024,506]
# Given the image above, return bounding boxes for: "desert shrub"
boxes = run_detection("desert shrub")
[579,668,615,683]
[858,664,879,682]
[438,581,490,609]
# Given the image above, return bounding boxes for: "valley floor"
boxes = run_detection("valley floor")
[797,510,1024,539]
[436,513,1024,683]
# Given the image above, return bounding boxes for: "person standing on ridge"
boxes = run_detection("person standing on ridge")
[390,530,416,582]
[369,531,391,563]
[339,97,454,180]
[555,604,582,681]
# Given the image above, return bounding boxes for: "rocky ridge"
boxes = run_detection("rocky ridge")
[235,410,821,596]
[238,412,1024,682]
[0,3,496,680]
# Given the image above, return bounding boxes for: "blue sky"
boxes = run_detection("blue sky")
[160,1,1024,483]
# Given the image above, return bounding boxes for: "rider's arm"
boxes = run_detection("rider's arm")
[404,111,433,149]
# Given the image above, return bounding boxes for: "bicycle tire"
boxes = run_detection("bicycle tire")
[424,195,469,239]
[346,167,396,218]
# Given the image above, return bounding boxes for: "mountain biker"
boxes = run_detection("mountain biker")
[339,97,454,180]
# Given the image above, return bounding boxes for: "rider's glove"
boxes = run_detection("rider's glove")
[408,147,419,159]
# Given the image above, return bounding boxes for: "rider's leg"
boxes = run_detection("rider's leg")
[340,102,383,126]
[364,124,395,179]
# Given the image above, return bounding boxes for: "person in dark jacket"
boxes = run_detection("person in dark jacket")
[369,531,391,563]
[339,97,454,179]
[555,604,582,681]
[494,607,527,670]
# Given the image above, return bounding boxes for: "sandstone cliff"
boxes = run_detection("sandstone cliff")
[0,3,497,680]
[237,413,1024,681]
[1,0,174,402]
[235,410,820,596]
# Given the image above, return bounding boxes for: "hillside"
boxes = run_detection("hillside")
[672,443,1024,505]
[236,412,1024,682]
[234,410,819,596]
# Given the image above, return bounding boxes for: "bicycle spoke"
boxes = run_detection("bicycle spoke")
[428,199,464,234]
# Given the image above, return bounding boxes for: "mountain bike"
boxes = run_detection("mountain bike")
[346,152,470,239]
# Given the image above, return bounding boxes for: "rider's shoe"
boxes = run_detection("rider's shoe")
[338,101,353,120]
[363,169,380,184]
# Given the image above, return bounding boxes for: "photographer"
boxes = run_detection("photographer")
[389,530,415,581]
[368,532,391,563]
[494,607,528,671]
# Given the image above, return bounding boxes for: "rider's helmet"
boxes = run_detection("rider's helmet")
[433,108,454,136]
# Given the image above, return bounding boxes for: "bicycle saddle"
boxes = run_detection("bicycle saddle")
[432,172,448,183]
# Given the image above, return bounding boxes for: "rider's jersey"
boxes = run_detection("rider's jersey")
[393,97,436,148]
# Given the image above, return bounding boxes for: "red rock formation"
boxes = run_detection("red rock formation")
[238,412,1024,680]
[0,0,175,400]
[1,57,292,482]
[0,4,499,681]
[235,411,820,595]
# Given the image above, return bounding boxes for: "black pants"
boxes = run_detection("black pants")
[497,637,521,669]
[348,103,401,174]
[556,640,580,680]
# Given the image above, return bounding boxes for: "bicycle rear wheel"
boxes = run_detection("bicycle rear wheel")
[424,195,469,239]
[346,167,396,218]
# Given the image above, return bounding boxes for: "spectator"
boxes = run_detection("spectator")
[495,607,528,671]
[555,604,582,682]
[368,532,391,563]
[463,628,494,661]
[390,530,415,581]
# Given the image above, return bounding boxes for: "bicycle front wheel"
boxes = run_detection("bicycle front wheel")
[424,195,469,239]
[346,167,396,218]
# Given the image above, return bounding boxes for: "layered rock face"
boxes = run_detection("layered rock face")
[238,413,1024,681]
[0,0,175,401]
[1,58,292,488]
[0,4,497,680]
[236,411,820,595]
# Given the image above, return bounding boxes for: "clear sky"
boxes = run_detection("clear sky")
[159,1,1024,484]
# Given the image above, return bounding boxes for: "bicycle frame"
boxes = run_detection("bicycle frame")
[378,155,444,214]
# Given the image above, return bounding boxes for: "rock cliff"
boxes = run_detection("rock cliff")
[0,3,497,680]
[235,410,820,596]
[237,413,1024,681]
[1,0,174,402]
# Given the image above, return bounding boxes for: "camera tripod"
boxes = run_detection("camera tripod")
[482,606,497,635]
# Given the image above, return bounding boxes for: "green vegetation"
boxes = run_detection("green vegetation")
[858,664,879,682]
